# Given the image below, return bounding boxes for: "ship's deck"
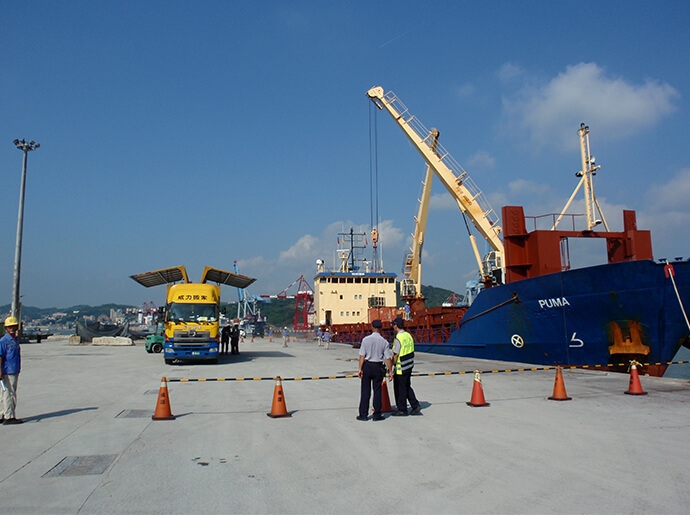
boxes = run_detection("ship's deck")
[3,336,690,513]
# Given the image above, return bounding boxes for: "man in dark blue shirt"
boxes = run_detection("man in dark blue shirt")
[0,316,22,424]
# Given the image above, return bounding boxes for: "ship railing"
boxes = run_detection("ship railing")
[409,323,459,344]
[525,213,587,232]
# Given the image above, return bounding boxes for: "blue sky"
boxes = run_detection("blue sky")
[2,1,690,309]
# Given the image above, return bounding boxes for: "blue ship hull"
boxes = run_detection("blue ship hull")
[415,259,690,371]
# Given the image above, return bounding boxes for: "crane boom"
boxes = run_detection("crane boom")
[401,129,438,300]
[366,86,504,279]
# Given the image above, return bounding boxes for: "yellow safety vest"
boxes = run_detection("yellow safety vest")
[394,330,415,375]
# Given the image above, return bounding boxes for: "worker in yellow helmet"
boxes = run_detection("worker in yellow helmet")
[0,316,23,424]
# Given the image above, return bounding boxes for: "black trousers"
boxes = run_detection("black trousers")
[359,361,384,418]
[393,370,419,412]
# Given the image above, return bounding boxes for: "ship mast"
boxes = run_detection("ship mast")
[552,123,610,231]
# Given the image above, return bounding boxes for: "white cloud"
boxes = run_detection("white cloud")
[466,150,495,169]
[502,62,679,150]
[455,82,475,98]
[646,168,690,214]
[375,219,405,249]
[239,219,407,294]
[497,62,524,82]
[429,191,457,210]
[278,234,319,262]
[641,168,690,259]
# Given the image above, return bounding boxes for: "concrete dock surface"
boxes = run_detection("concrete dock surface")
[1,336,689,514]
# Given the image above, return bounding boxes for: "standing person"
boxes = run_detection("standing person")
[230,324,240,355]
[282,327,288,348]
[0,317,22,424]
[220,322,231,355]
[391,317,422,416]
[322,328,331,350]
[357,320,393,421]
[403,302,411,321]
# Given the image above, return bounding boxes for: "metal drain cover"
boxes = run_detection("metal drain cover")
[43,455,117,477]
[116,409,152,418]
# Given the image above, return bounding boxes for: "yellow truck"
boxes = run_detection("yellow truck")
[131,266,255,364]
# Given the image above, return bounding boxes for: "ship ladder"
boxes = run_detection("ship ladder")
[665,263,690,333]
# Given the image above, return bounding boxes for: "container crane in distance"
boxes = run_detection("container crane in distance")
[366,86,504,287]
[261,275,315,331]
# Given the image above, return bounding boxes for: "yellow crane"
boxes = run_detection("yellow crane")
[400,128,437,301]
[367,86,504,286]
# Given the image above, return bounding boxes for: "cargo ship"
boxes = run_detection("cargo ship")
[313,87,690,376]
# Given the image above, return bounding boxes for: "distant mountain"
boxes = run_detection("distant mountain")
[223,284,464,330]
[421,284,464,307]
[0,304,136,320]
[2,283,464,326]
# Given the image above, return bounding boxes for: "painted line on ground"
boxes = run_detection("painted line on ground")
[165,360,690,383]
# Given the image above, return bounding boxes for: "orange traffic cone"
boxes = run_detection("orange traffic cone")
[380,378,393,413]
[467,371,490,407]
[267,376,292,418]
[152,377,175,420]
[625,361,648,395]
[548,366,572,401]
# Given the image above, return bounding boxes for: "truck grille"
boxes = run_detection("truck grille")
[173,330,210,346]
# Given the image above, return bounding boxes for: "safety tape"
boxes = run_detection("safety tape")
[165,359,690,383]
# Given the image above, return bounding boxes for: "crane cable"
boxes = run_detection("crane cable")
[461,211,473,238]
[368,102,380,271]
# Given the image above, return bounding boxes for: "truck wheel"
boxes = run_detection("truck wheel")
[165,358,174,365]
[151,342,163,353]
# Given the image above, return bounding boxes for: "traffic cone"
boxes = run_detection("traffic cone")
[380,378,393,413]
[548,366,572,401]
[267,376,292,418]
[467,371,490,407]
[625,361,648,395]
[152,377,175,420]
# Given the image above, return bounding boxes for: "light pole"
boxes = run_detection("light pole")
[11,138,40,320]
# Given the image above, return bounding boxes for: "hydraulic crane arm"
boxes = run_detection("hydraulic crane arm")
[367,86,504,278]
[401,129,438,300]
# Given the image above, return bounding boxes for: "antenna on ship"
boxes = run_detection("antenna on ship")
[552,123,610,231]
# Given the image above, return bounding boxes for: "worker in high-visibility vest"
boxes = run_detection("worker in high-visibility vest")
[391,317,422,416]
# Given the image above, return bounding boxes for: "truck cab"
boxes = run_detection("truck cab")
[131,266,256,365]
[164,282,221,364]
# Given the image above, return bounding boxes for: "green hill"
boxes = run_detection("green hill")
[2,283,464,329]
[227,284,464,329]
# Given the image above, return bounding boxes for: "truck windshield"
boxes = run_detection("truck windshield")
[166,303,218,323]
